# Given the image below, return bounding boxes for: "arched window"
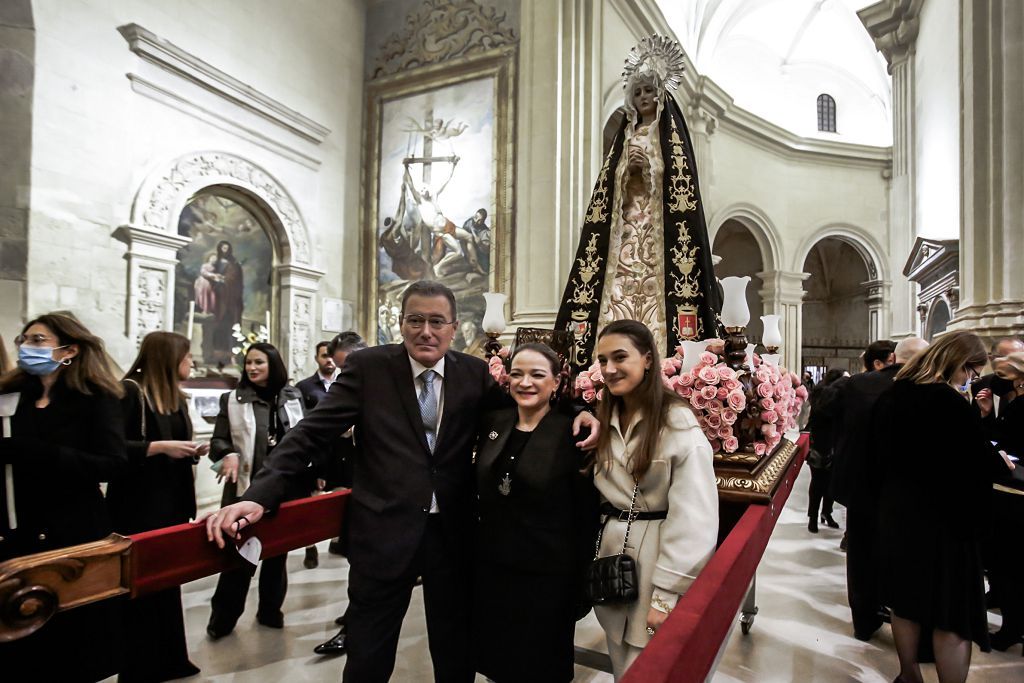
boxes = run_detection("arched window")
[817,94,837,133]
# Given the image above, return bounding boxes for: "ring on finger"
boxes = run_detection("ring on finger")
[646,626,655,636]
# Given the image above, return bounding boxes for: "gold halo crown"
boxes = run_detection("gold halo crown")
[622,35,686,92]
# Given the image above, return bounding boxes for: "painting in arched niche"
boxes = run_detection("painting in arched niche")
[174,192,274,376]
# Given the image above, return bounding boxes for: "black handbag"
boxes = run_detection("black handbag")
[584,479,640,605]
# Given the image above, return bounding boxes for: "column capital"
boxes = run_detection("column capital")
[858,0,923,72]
[757,270,809,304]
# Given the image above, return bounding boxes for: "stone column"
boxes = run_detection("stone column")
[863,279,888,341]
[277,263,325,381]
[113,225,191,347]
[758,270,809,372]
[685,91,720,205]
[949,0,1024,337]
[860,1,922,339]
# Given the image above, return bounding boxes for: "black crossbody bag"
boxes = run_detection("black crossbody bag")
[583,479,640,605]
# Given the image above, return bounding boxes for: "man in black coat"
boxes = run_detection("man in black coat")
[205,280,599,682]
[830,336,928,641]
[295,340,338,410]
[971,337,1023,418]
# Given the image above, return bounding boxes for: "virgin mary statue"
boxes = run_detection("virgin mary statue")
[556,36,721,371]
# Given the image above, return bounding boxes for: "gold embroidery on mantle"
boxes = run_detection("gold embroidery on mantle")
[666,117,703,340]
[585,146,615,225]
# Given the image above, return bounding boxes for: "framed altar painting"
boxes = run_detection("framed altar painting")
[361,46,516,352]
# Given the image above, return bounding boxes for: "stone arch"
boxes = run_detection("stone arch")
[116,151,323,379]
[708,203,783,273]
[130,151,312,266]
[792,222,887,283]
[926,297,952,341]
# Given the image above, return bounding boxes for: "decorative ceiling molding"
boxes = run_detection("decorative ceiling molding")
[118,23,331,154]
[371,0,517,78]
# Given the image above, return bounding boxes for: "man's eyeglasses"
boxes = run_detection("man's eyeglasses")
[402,315,455,330]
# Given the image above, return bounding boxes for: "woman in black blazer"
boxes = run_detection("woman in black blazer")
[206,342,307,639]
[473,343,598,683]
[0,313,127,681]
[107,331,206,681]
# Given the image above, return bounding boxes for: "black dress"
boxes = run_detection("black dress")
[473,410,598,683]
[0,376,127,682]
[106,380,199,682]
[873,380,1009,649]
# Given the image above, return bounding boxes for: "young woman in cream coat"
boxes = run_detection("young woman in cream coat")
[593,320,719,679]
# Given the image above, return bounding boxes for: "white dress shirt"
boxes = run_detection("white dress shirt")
[319,368,340,393]
[408,354,445,513]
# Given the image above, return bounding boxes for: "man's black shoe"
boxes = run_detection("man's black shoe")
[328,538,345,556]
[257,611,284,629]
[314,627,348,656]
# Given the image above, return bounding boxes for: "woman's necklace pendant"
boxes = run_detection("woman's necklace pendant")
[498,474,512,496]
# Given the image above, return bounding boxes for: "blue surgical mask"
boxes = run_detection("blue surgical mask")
[17,345,65,376]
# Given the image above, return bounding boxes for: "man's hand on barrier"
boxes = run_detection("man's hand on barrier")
[646,606,669,635]
[198,501,266,549]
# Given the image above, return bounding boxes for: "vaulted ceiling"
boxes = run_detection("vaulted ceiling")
[657,0,892,146]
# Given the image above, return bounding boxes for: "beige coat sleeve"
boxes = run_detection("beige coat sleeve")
[650,407,719,597]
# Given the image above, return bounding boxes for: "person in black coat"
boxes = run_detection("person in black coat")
[872,331,1014,683]
[805,368,847,533]
[473,343,598,682]
[830,337,928,641]
[0,313,127,682]
[203,281,600,683]
[107,331,205,681]
[205,342,307,639]
[977,351,1024,651]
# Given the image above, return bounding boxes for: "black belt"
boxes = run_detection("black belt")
[600,502,667,522]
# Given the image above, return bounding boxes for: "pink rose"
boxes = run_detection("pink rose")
[677,385,694,399]
[755,367,772,383]
[761,409,779,424]
[716,386,729,399]
[497,346,510,359]
[756,382,773,398]
[727,390,746,412]
[707,413,722,429]
[723,436,739,453]
[796,385,809,400]
[768,433,782,449]
[697,366,720,385]
[705,338,725,355]
[754,442,767,456]
[661,357,681,376]
[774,384,786,399]
[717,366,737,382]
[706,399,722,414]
[690,394,707,410]
[703,427,717,442]
[724,378,741,391]
[662,374,679,391]
[589,365,604,385]
[582,389,597,403]
[699,351,718,367]
[677,372,695,388]
[717,425,733,440]
[759,397,775,411]
[700,385,718,401]
[708,438,722,453]
[721,408,738,425]
[576,374,594,392]
[761,423,777,438]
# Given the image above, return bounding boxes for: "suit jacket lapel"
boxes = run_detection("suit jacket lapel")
[388,345,431,455]
[476,408,516,473]
[434,351,461,454]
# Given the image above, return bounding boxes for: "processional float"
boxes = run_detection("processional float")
[0,36,809,682]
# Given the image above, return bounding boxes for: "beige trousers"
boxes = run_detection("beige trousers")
[607,636,644,680]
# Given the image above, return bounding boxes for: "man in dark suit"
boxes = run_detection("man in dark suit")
[205,280,599,682]
[830,336,928,641]
[971,337,1023,418]
[296,340,339,410]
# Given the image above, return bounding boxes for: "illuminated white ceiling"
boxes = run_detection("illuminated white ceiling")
[656,0,893,146]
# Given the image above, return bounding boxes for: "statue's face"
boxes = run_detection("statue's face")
[631,81,657,120]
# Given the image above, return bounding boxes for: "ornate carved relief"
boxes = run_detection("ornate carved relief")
[134,268,167,345]
[290,295,313,379]
[138,152,310,264]
[372,0,517,78]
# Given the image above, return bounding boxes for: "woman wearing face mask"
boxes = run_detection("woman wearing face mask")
[976,352,1024,651]
[0,313,127,681]
[472,343,599,683]
[592,320,718,679]
[872,331,1015,683]
[205,342,306,639]
[107,331,206,681]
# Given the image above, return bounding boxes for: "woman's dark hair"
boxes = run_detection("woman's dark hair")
[510,342,560,375]
[239,342,288,395]
[0,313,123,397]
[594,320,681,478]
[400,280,457,321]
[328,331,367,357]
[124,331,190,414]
[216,240,234,259]
[821,368,846,386]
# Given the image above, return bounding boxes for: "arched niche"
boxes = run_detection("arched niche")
[114,151,324,380]
[713,219,766,343]
[926,298,952,341]
[800,237,875,375]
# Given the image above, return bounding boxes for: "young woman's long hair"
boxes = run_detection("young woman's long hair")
[238,342,288,396]
[895,330,987,386]
[123,331,190,414]
[594,320,681,478]
[0,313,123,397]
[0,335,11,375]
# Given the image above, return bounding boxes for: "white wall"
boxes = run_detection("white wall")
[913,0,960,239]
[23,0,365,368]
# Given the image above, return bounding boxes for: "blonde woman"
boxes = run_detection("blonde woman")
[592,320,718,679]
[873,331,1015,683]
